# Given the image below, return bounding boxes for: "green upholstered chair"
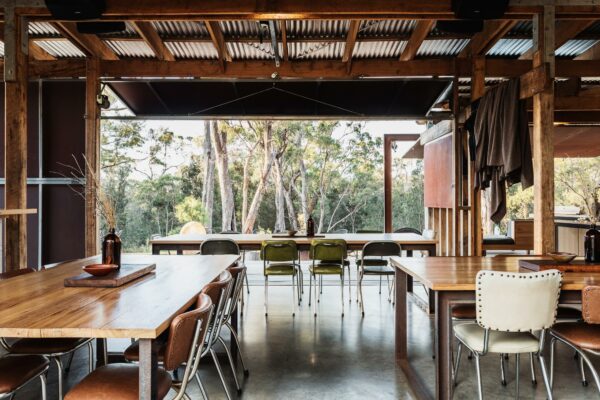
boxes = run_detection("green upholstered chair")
[356,241,401,316]
[309,239,347,317]
[260,240,301,316]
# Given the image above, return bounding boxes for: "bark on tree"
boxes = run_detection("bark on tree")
[211,121,236,232]
[201,120,215,232]
[241,141,258,226]
[273,158,286,232]
[284,181,298,230]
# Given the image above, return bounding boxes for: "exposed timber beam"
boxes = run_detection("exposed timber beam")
[131,21,175,61]
[532,5,556,254]
[205,21,231,71]
[280,20,289,62]
[3,8,29,271]
[399,20,435,61]
[342,20,360,71]
[54,22,119,60]
[0,22,55,60]
[520,19,595,59]
[458,20,516,58]
[575,40,600,60]
[470,56,485,256]
[85,58,101,257]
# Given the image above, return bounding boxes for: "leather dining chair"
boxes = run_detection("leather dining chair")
[0,355,49,400]
[66,293,213,400]
[0,268,95,400]
[452,270,561,400]
[222,264,250,378]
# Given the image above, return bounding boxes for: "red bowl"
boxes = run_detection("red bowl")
[83,264,118,277]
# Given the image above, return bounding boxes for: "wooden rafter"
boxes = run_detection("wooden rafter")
[54,22,118,60]
[342,20,360,68]
[575,40,600,60]
[0,22,55,60]
[280,21,289,62]
[205,21,231,71]
[399,20,435,61]
[131,21,175,61]
[520,19,595,59]
[458,20,516,58]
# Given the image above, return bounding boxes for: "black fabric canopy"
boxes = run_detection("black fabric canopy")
[108,79,450,118]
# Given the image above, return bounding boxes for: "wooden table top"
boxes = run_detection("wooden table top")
[150,232,436,246]
[0,254,238,339]
[390,256,600,291]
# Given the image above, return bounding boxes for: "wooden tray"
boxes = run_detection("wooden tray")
[64,263,156,288]
[271,234,325,238]
[519,259,600,272]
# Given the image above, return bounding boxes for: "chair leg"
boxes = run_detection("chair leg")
[87,341,94,373]
[224,321,249,376]
[210,349,234,400]
[501,354,507,386]
[453,342,463,387]
[529,353,537,385]
[538,352,554,400]
[195,372,210,400]
[319,275,323,295]
[243,252,250,294]
[359,271,365,317]
[291,273,296,317]
[379,275,382,294]
[54,356,64,400]
[217,337,242,393]
[347,266,351,303]
[474,354,484,400]
[550,338,556,389]
[356,266,360,303]
[579,350,600,394]
[40,372,47,400]
[580,352,588,386]
[340,272,345,317]
[264,276,268,317]
[314,275,319,317]
[386,275,391,302]
[308,272,313,307]
[515,353,520,399]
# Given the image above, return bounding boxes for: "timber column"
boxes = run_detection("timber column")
[532,6,556,254]
[3,7,28,271]
[85,58,101,256]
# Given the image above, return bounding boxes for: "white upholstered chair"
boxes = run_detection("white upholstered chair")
[453,269,562,399]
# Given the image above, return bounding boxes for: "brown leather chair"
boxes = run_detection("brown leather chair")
[550,286,600,392]
[0,355,49,400]
[0,268,95,400]
[66,294,213,400]
[222,265,249,376]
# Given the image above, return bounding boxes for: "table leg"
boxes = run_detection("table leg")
[152,245,160,255]
[95,338,107,368]
[231,302,239,360]
[139,339,158,400]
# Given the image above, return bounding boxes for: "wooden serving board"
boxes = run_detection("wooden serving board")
[64,263,156,288]
[519,259,600,272]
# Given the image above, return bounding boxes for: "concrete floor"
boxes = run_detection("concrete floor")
[7,261,600,399]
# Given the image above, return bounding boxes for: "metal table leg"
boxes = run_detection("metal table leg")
[139,339,158,400]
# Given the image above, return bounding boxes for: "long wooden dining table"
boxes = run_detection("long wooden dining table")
[391,256,600,400]
[151,232,438,255]
[0,253,239,400]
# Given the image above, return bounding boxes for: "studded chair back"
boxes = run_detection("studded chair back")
[361,241,401,258]
[163,293,213,371]
[260,240,298,262]
[582,286,600,324]
[476,270,562,332]
[200,239,240,255]
[309,239,347,262]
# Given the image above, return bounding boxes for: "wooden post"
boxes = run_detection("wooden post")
[384,135,392,233]
[3,8,28,271]
[470,56,485,256]
[85,58,101,256]
[532,6,556,254]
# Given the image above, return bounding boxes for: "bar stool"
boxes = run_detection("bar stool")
[309,239,347,317]
[452,270,561,399]
[261,240,302,316]
[356,241,401,316]
[0,355,49,400]
[66,294,213,400]
[550,285,600,394]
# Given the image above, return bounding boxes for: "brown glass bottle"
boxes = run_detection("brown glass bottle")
[102,228,122,268]
[584,223,600,263]
[306,215,315,237]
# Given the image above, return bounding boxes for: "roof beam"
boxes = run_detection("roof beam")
[54,22,119,60]
[520,19,596,59]
[131,21,175,61]
[342,20,360,71]
[575,40,600,60]
[0,22,55,60]
[458,20,516,58]
[399,20,435,61]
[205,21,231,71]
[280,21,289,62]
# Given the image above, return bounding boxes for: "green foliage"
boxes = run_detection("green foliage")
[175,196,206,223]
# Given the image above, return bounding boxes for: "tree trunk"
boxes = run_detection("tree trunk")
[211,121,236,232]
[201,120,215,232]
[284,182,298,230]
[273,158,286,232]
[241,142,258,227]
[243,122,276,233]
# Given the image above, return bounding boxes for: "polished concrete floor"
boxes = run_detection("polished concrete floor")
[8,261,600,399]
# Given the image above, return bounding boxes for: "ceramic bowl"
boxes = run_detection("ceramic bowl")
[83,264,119,277]
[287,230,298,237]
[548,252,577,264]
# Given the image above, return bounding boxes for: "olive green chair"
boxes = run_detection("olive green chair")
[260,240,302,317]
[309,239,348,317]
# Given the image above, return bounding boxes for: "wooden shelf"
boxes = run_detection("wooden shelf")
[0,209,37,218]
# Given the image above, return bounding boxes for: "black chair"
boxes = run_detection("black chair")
[394,227,422,235]
[356,241,401,316]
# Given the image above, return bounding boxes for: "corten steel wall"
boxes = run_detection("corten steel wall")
[0,81,86,268]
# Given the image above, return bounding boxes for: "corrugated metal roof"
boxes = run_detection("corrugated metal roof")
[417,39,469,57]
[106,40,155,58]
[165,42,217,59]
[556,39,598,57]
[508,21,532,36]
[220,20,263,38]
[153,21,209,38]
[0,42,4,57]
[286,20,349,38]
[29,21,60,36]
[358,20,414,37]
[227,41,275,60]
[353,41,406,59]
[487,38,532,57]
[35,40,85,58]
[289,41,344,60]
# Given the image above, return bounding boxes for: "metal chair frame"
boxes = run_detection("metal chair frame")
[221,266,250,378]
[309,241,346,317]
[0,356,49,400]
[356,241,400,316]
[261,241,302,317]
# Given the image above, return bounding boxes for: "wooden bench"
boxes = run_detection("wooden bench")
[483,219,533,254]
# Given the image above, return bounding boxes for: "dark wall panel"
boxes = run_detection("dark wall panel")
[0,186,40,267]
